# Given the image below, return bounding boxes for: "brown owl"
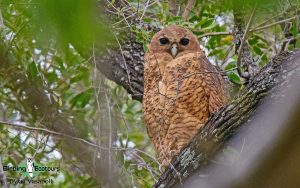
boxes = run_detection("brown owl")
[143,25,226,170]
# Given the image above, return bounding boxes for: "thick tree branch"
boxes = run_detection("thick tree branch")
[153,50,300,187]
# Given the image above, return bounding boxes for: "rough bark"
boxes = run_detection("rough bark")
[94,39,145,101]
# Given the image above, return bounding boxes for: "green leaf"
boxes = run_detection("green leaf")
[201,18,215,28]
[253,46,262,55]
[128,132,145,144]
[70,88,93,108]
[45,72,58,84]
[227,72,242,85]
[27,62,39,79]
[225,61,237,70]
[195,18,214,28]
[256,42,268,49]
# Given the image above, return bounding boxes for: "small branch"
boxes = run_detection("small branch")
[280,37,297,52]
[252,12,286,29]
[182,0,196,21]
[251,16,296,32]
[197,16,296,38]
[169,0,178,16]
[0,120,108,150]
[0,120,159,164]
[140,0,150,20]
[198,31,232,38]
[236,4,257,79]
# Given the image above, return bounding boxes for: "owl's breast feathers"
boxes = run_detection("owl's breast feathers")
[143,51,226,167]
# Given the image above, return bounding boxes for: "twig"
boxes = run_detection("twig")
[113,33,134,92]
[182,0,196,21]
[197,16,296,38]
[251,16,296,32]
[0,120,108,150]
[113,12,137,26]
[199,31,232,38]
[251,12,286,30]
[105,93,113,186]
[140,0,150,20]
[236,4,257,79]
[256,45,272,65]
[169,0,178,16]
[0,120,160,164]
[280,37,297,52]
[91,43,103,166]
[220,45,234,67]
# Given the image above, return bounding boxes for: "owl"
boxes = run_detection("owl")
[143,25,226,170]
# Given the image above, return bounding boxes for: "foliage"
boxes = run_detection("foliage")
[0,0,299,187]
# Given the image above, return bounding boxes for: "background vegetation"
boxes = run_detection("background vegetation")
[0,0,299,187]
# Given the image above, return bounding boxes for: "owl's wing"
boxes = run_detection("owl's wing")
[197,54,227,114]
[160,52,211,166]
[143,52,170,158]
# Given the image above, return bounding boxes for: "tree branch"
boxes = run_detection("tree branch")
[198,31,232,38]
[0,120,109,150]
[153,50,300,187]
[169,0,179,16]
[251,16,296,32]
[236,4,257,79]
[233,2,259,81]
[197,16,296,38]
[182,0,196,21]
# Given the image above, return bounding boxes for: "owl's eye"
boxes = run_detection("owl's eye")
[159,38,169,45]
[180,38,190,46]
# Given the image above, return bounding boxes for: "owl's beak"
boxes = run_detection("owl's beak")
[170,43,178,58]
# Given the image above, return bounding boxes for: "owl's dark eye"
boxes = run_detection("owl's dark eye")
[180,38,190,46]
[159,38,169,45]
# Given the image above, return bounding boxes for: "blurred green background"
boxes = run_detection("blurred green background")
[0,0,299,187]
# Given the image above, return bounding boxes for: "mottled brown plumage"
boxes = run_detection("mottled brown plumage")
[143,25,226,169]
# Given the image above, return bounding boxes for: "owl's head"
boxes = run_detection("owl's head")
[148,25,201,58]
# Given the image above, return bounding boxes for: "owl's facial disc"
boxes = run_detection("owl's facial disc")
[170,43,178,58]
